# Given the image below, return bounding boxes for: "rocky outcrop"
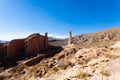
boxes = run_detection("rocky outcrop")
[68,30,73,46]
[44,32,49,48]
[6,33,49,59]
[25,33,45,56]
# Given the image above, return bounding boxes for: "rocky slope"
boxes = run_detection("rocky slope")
[0,27,120,80]
[0,40,120,80]
[50,27,120,47]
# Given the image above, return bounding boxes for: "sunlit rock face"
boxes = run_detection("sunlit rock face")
[25,33,45,56]
[6,33,49,59]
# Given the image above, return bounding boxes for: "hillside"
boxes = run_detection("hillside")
[0,27,120,80]
[50,27,120,47]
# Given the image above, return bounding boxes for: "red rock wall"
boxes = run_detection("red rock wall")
[7,39,25,59]
[39,36,45,49]
[0,45,7,56]
[25,34,45,56]
[6,33,49,59]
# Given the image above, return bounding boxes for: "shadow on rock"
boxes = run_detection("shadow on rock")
[0,45,63,69]
[25,45,63,66]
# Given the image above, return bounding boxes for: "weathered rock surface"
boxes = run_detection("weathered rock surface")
[1,33,49,60]
[0,44,7,56]
[1,40,120,80]
[68,30,73,46]
[1,28,120,80]
[7,39,25,59]
[25,33,45,56]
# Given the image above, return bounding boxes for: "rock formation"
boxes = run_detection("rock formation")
[25,33,45,56]
[0,44,7,57]
[6,33,49,59]
[44,32,49,48]
[68,30,73,46]
[7,39,25,59]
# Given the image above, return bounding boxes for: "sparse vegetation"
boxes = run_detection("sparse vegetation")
[44,66,58,77]
[105,53,119,59]
[76,69,87,80]
[1,28,120,80]
[90,66,96,73]
[100,69,110,76]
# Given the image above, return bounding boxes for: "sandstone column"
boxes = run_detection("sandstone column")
[68,30,73,46]
[44,32,49,48]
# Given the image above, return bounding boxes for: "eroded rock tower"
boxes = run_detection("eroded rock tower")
[68,30,73,46]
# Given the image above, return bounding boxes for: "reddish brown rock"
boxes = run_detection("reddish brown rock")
[7,39,25,59]
[25,33,44,56]
[3,32,49,59]
[25,33,49,56]
[0,44,7,56]
[44,32,49,48]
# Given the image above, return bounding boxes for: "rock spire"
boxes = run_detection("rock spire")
[68,30,73,46]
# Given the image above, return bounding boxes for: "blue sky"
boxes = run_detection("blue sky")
[0,0,120,40]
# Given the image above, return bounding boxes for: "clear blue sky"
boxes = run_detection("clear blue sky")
[0,0,120,40]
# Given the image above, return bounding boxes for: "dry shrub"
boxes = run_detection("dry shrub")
[102,52,119,59]
[44,66,58,77]
[81,63,87,68]
[90,66,96,73]
[75,69,87,80]
[66,65,72,70]
[100,69,110,76]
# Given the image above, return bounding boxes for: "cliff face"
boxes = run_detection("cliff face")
[0,44,7,57]
[25,34,45,56]
[4,33,49,59]
[7,39,25,59]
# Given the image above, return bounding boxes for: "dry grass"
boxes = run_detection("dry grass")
[100,69,110,76]
[81,63,87,68]
[66,65,72,70]
[44,66,58,77]
[89,66,97,73]
[102,52,119,59]
[89,61,99,67]
[75,69,87,80]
